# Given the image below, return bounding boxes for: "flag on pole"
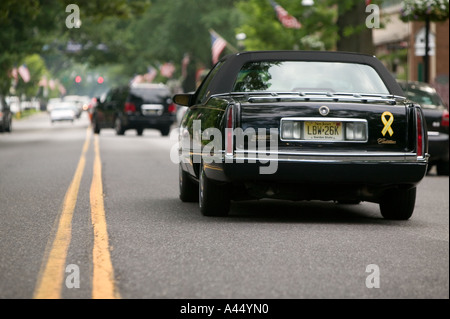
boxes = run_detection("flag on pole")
[269,0,302,29]
[210,29,227,65]
[10,67,18,81]
[38,76,48,87]
[18,64,31,83]
[181,53,190,79]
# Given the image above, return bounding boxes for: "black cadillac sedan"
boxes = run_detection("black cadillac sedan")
[174,51,429,220]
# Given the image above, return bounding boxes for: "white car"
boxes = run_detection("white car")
[50,102,76,123]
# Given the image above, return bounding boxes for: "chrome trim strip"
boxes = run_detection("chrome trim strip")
[233,150,427,163]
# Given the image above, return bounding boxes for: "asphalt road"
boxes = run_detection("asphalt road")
[0,111,448,301]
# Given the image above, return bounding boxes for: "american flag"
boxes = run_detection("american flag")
[269,0,302,29]
[210,30,227,65]
[18,64,31,83]
[181,53,190,79]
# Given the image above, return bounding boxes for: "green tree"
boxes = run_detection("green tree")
[236,0,337,51]
[14,54,49,99]
[236,0,380,55]
[0,0,150,96]
[336,0,376,54]
[62,0,242,92]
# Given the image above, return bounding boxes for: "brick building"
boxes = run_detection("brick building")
[373,0,449,107]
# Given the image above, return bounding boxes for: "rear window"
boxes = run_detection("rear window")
[233,61,389,95]
[130,87,171,103]
[402,87,446,110]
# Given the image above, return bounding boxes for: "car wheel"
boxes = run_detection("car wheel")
[379,187,416,220]
[136,128,144,136]
[179,164,198,202]
[199,163,230,217]
[160,126,171,136]
[114,118,125,135]
[436,161,449,176]
[5,118,11,132]
[93,120,100,134]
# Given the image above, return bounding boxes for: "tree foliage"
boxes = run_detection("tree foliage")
[236,0,337,51]
[1,0,384,97]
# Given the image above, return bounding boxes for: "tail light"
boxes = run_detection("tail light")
[441,109,449,127]
[225,105,234,157]
[416,108,425,158]
[168,103,176,114]
[124,102,136,113]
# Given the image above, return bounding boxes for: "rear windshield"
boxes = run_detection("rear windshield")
[130,87,171,103]
[402,87,446,110]
[233,61,389,95]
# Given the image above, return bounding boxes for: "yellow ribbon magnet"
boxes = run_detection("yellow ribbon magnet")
[381,111,394,136]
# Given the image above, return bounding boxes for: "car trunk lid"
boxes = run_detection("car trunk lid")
[234,97,412,153]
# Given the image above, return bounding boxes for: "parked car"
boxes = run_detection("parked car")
[92,83,176,136]
[0,95,13,133]
[174,51,429,220]
[49,102,76,123]
[398,80,449,175]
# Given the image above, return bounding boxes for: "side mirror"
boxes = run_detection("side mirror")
[173,93,194,107]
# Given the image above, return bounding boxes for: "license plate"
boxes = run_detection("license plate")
[143,109,160,115]
[304,121,343,141]
[142,104,163,116]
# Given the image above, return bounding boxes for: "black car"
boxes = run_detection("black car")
[92,83,176,136]
[0,96,12,133]
[398,80,449,175]
[174,51,429,220]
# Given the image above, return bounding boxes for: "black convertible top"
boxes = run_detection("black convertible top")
[206,50,404,97]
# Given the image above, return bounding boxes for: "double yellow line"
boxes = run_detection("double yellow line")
[33,128,120,299]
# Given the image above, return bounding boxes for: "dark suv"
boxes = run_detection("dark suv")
[398,80,449,175]
[0,96,12,133]
[92,83,176,136]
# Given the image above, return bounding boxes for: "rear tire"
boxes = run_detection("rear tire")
[199,163,230,217]
[437,161,449,176]
[160,126,171,136]
[379,187,416,220]
[93,118,100,134]
[115,118,125,135]
[179,164,198,202]
[136,128,144,136]
[5,118,11,132]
